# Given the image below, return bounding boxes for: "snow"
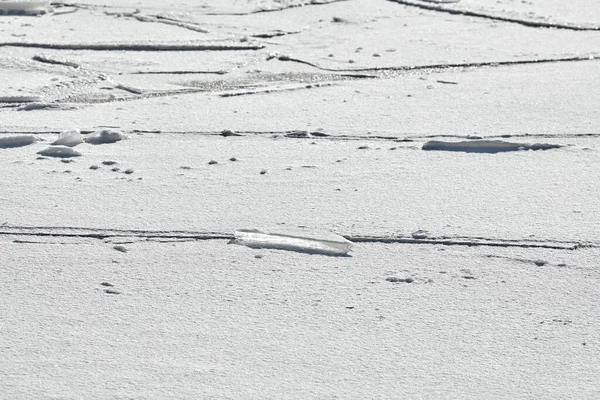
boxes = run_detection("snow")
[52,129,83,147]
[0,0,599,398]
[84,129,126,145]
[37,145,81,158]
[0,135,38,148]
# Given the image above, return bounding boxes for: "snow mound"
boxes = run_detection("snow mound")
[422,140,563,153]
[52,129,83,147]
[37,146,81,158]
[233,228,353,256]
[0,1,50,15]
[84,129,126,145]
[0,135,38,149]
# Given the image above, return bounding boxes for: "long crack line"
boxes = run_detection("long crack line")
[273,54,599,73]
[0,42,264,51]
[1,226,596,250]
[388,0,600,31]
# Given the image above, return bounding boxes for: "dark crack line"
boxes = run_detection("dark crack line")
[346,236,584,250]
[387,0,600,31]
[218,82,335,97]
[131,70,228,75]
[251,29,304,39]
[273,54,599,73]
[0,43,264,51]
[205,0,351,16]
[0,226,595,250]
[32,55,80,68]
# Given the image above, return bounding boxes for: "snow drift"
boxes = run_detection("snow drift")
[84,129,126,145]
[37,146,81,158]
[0,135,38,149]
[52,129,83,147]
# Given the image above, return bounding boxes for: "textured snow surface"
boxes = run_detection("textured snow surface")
[0,0,599,398]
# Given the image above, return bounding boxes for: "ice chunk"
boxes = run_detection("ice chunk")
[52,129,83,147]
[422,140,562,153]
[233,228,353,256]
[37,146,81,158]
[0,1,50,15]
[0,135,38,149]
[84,129,126,145]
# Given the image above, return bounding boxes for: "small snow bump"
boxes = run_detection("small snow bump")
[37,146,81,158]
[85,129,125,145]
[0,135,39,149]
[113,245,128,253]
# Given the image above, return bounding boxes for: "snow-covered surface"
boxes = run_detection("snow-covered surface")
[0,237,598,399]
[0,0,599,398]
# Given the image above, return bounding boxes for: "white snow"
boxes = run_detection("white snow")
[37,146,81,158]
[0,135,38,149]
[84,129,126,145]
[233,228,353,256]
[52,129,83,147]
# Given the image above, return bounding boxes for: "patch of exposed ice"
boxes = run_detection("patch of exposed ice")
[233,228,353,256]
[84,129,126,145]
[0,135,38,149]
[0,1,50,15]
[52,129,83,147]
[37,146,81,158]
[422,140,563,153]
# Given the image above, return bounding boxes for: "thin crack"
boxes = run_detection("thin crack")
[272,54,599,73]
[119,12,211,34]
[0,42,264,51]
[131,70,228,75]
[387,0,600,31]
[32,55,80,68]
[205,0,351,16]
